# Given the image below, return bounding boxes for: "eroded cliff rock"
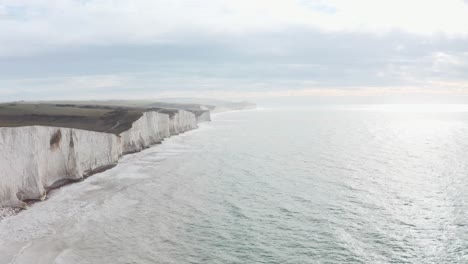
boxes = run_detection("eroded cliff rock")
[0,126,121,207]
[0,110,198,208]
[169,110,198,135]
[120,111,171,154]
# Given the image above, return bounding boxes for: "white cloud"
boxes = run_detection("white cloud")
[325,0,468,34]
[63,74,127,89]
[0,0,468,101]
[0,0,468,55]
[431,52,467,72]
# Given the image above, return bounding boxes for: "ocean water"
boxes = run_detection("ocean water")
[2,105,468,263]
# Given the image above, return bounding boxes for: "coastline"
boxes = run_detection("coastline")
[0,102,256,220]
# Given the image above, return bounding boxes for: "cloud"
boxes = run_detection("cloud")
[0,1,468,101]
[1,28,468,100]
[0,0,468,56]
[324,0,468,34]
[430,52,467,72]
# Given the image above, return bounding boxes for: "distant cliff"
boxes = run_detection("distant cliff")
[0,109,197,208]
[0,100,255,209]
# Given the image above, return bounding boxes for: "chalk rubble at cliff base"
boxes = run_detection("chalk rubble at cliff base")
[0,109,198,208]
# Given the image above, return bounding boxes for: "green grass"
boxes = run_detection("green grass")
[0,103,144,134]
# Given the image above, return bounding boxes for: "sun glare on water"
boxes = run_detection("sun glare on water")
[356,104,468,113]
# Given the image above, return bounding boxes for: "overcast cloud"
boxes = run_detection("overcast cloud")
[1,0,468,101]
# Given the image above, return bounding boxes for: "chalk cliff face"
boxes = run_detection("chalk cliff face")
[169,110,198,135]
[0,126,121,208]
[120,111,170,154]
[194,111,211,122]
[0,110,198,208]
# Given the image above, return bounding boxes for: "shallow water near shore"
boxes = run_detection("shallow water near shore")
[2,105,468,263]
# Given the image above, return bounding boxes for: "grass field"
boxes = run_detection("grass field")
[0,103,147,134]
[0,99,248,133]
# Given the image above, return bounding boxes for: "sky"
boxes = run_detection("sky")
[1,0,468,102]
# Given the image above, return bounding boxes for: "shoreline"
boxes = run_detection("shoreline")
[0,116,200,219]
[0,130,188,221]
[0,105,255,221]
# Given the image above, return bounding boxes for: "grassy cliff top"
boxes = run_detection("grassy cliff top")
[38,99,256,111]
[0,99,253,133]
[0,103,203,135]
[0,103,177,134]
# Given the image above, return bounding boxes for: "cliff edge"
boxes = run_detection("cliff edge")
[0,100,255,210]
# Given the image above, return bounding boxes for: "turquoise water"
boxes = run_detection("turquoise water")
[2,105,468,263]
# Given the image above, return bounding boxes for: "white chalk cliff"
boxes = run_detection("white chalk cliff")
[0,110,199,208]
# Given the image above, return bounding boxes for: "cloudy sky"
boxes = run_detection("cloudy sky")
[1,0,468,102]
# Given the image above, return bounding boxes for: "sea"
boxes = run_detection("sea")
[1,104,468,264]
